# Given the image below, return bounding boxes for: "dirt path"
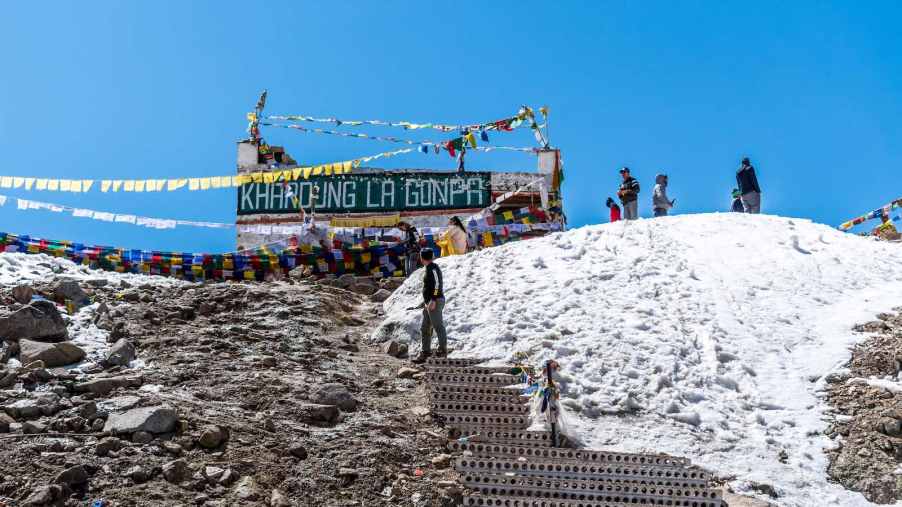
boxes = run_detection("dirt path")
[0,278,456,506]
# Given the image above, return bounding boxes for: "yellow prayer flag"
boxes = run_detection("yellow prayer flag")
[82,180,94,192]
[48,180,60,191]
[60,180,72,192]
[13,177,24,188]
[342,161,353,174]
[145,180,157,192]
[36,179,48,190]
[210,176,221,189]
[101,180,112,192]
[24,178,35,190]
[263,172,274,184]
[222,176,235,187]
[123,180,135,192]
[252,172,263,183]
[312,166,323,176]
[503,210,514,220]
[0,177,12,188]
[70,180,83,192]
[303,167,313,179]
[292,168,303,180]
[134,180,146,192]
[200,178,211,190]
[166,179,182,191]
[243,270,255,280]
[324,165,333,176]
[155,179,166,191]
[112,180,123,192]
[189,179,200,191]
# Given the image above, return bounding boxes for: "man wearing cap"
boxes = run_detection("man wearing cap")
[736,157,762,214]
[412,248,448,363]
[617,167,640,220]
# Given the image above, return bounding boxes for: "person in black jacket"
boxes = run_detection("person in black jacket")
[412,248,448,363]
[617,167,640,220]
[398,221,420,275]
[736,157,762,213]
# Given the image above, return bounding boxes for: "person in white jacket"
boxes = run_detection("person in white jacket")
[652,174,675,217]
[439,216,469,256]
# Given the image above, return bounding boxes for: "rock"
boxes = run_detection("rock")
[52,279,90,309]
[54,465,89,486]
[204,466,225,483]
[879,417,902,437]
[19,339,86,367]
[397,367,420,379]
[162,458,191,484]
[105,338,136,367]
[287,443,308,459]
[75,375,142,396]
[233,476,260,501]
[431,453,452,469]
[132,431,153,444]
[76,401,98,420]
[197,425,226,449]
[381,277,405,290]
[91,418,105,432]
[22,420,47,434]
[11,284,35,304]
[309,383,359,412]
[337,273,356,288]
[297,403,340,425]
[0,299,68,341]
[0,340,16,363]
[0,368,16,388]
[23,485,67,506]
[218,468,238,486]
[337,468,358,487]
[125,465,150,483]
[270,489,292,507]
[4,392,60,419]
[0,412,13,432]
[95,437,127,457]
[381,340,408,358]
[162,441,183,456]
[103,405,177,435]
[349,283,377,296]
[370,289,392,302]
[260,355,277,367]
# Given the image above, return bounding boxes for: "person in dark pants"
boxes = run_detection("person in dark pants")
[398,221,420,275]
[736,157,762,213]
[730,189,744,212]
[412,248,448,363]
[617,167,640,220]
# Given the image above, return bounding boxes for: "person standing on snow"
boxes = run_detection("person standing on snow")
[730,189,744,212]
[652,174,675,217]
[605,197,621,222]
[412,248,448,363]
[736,157,762,213]
[617,167,640,220]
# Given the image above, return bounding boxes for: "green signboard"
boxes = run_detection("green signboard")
[237,171,491,215]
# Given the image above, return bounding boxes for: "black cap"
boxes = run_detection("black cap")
[420,248,434,261]
[619,167,630,173]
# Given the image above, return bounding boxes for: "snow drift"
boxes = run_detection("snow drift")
[374,213,902,507]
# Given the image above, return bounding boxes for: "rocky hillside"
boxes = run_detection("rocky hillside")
[0,253,456,506]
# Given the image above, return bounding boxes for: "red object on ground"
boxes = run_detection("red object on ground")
[610,205,621,223]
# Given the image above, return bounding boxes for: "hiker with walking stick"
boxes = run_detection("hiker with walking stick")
[411,248,448,363]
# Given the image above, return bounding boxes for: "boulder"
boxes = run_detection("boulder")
[22,420,47,434]
[287,443,308,460]
[54,465,89,486]
[52,279,90,309]
[197,425,226,449]
[381,340,408,358]
[95,437,127,457]
[105,338,136,367]
[309,383,359,412]
[297,403,340,424]
[397,367,420,379]
[234,476,260,501]
[124,465,150,484]
[19,339,85,367]
[23,485,68,506]
[270,489,292,507]
[74,375,142,396]
[11,284,34,305]
[103,405,177,435]
[370,289,392,303]
[3,392,60,419]
[0,412,13,432]
[349,283,378,296]
[0,300,68,342]
[162,459,191,484]
[0,340,16,363]
[132,431,153,444]
[337,274,356,288]
[0,368,18,388]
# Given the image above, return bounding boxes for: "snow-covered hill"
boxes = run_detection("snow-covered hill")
[375,213,902,507]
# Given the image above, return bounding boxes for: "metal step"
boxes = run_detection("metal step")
[428,372,522,386]
[459,472,721,501]
[448,442,690,467]
[425,357,490,368]
[430,384,526,397]
[431,391,530,404]
[455,457,711,484]
[431,400,531,416]
[462,494,724,507]
[427,365,522,376]
[446,426,561,447]
[442,413,531,429]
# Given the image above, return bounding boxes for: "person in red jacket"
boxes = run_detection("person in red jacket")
[606,197,621,222]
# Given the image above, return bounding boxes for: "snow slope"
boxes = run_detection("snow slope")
[375,213,902,507]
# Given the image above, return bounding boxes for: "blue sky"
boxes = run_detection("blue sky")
[1,1,900,252]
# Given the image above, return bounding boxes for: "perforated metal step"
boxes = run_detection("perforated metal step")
[448,442,690,467]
